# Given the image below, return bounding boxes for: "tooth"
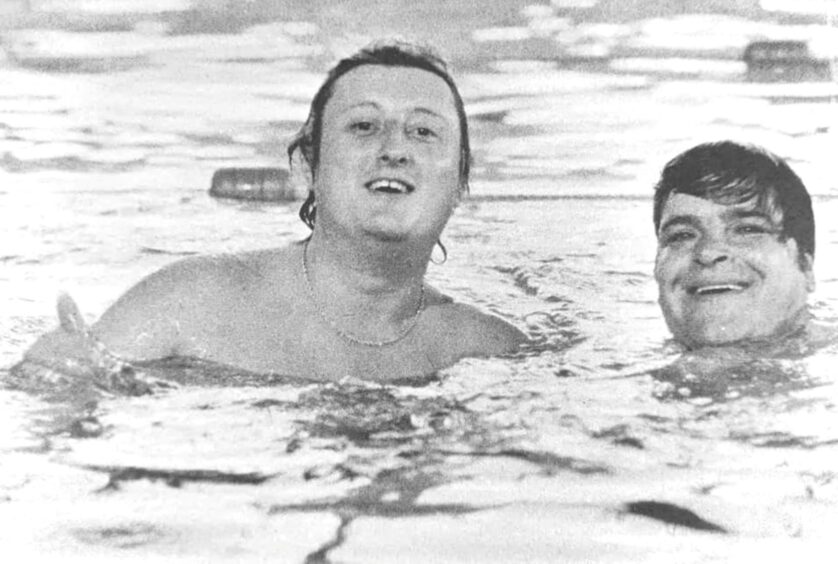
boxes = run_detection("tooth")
[370,179,408,193]
[696,284,743,295]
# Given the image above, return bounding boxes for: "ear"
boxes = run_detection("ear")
[801,253,815,292]
[290,149,316,199]
[295,145,314,180]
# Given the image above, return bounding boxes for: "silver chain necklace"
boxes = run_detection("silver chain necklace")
[301,242,425,347]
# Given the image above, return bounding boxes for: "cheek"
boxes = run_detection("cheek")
[425,149,460,179]
[313,140,363,194]
[423,155,462,205]
[653,249,674,284]
[655,243,695,277]
[769,261,809,298]
[423,133,461,170]
[754,243,805,286]
[653,252,663,281]
[318,138,350,170]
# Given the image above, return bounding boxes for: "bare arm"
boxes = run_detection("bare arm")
[20,260,199,373]
[92,258,209,360]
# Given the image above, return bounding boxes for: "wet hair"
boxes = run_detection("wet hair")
[287,38,471,229]
[653,140,815,265]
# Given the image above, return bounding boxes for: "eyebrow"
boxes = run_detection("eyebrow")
[412,107,450,121]
[723,208,773,222]
[658,215,699,233]
[341,102,450,121]
[658,209,776,234]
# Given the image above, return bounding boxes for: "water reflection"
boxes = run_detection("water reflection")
[650,324,838,404]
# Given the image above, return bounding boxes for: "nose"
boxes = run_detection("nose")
[693,235,729,266]
[378,123,411,166]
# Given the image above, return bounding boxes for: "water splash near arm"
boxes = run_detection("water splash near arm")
[5,293,152,399]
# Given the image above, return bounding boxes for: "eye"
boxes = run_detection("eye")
[349,120,376,135]
[661,230,696,245]
[732,222,777,237]
[411,125,438,140]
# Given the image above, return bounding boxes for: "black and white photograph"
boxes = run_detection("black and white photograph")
[1,0,837,561]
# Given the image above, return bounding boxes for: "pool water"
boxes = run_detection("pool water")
[2,4,838,561]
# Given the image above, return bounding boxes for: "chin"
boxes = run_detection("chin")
[362,220,441,245]
[361,225,410,243]
[669,316,735,348]
[675,322,781,349]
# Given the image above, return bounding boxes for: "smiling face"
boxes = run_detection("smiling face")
[654,193,814,348]
[311,64,462,245]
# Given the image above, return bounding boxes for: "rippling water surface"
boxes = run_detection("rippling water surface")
[2,4,838,561]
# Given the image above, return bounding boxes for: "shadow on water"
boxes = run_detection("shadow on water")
[649,325,836,406]
[1,354,307,447]
[1,359,624,564]
[274,468,483,564]
[623,500,728,534]
[2,349,605,469]
[639,323,838,454]
[4,324,837,556]
[650,351,818,404]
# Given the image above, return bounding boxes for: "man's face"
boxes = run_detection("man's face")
[654,193,814,348]
[312,64,462,245]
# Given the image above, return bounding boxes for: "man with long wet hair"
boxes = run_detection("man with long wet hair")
[288,39,472,233]
[16,39,524,389]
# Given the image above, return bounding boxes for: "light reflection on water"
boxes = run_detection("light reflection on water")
[2,10,838,561]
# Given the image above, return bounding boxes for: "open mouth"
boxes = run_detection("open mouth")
[688,283,749,296]
[365,179,415,195]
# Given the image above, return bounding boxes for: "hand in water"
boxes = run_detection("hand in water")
[9,293,152,397]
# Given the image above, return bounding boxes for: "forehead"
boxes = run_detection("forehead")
[659,192,780,225]
[325,65,458,120]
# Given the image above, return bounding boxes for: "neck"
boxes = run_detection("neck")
[307,228,431,288]
[682,309,811,354]
[300,231,429,346]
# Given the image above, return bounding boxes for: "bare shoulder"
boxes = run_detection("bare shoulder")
[423,287,527,358]
[97,253,236,320]
[92,246,298,358]
[100,247,295,310]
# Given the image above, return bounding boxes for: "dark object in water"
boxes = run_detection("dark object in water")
[94,465,273,489]
[8,54,146,74]
[4,30,149,74]
[743,40,832,82]
[209,167,297,202]
[67,415,105,439]
[624,500,728,533]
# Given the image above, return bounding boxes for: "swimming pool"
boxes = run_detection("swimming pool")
[2,8,838,562]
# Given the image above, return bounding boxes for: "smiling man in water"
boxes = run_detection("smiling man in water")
[17,39,525,387]
[652,141,815,349]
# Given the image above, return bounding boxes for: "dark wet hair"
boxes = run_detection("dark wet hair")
[653,140,815,264]
[287,38,471,229]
